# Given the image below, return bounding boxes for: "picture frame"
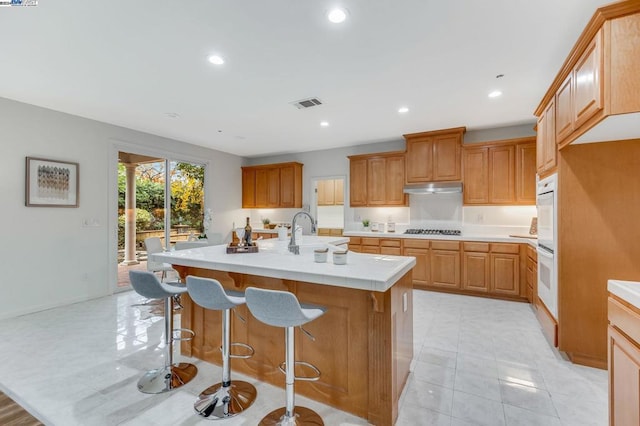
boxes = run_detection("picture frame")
[25,157,79,207]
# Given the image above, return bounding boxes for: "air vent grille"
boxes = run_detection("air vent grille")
[291,97,323,109]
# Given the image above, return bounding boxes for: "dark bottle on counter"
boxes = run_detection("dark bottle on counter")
[244,217,253,246]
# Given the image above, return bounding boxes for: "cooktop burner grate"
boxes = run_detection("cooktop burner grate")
[403,229,461,236]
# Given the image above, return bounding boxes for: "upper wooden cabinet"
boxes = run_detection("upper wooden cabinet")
[317,179,344,206]
[348,152,408,207]
[241,162,302,208]
[463,137,536,205]
[404,127,465,183]
[536,99,557,177]
[534,4,640,147]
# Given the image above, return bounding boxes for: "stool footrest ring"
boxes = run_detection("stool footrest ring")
[225,342,255,359]
[278,361,321,382]
[172,328,195,342]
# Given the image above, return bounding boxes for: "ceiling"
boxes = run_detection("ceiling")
[0,0,606,158]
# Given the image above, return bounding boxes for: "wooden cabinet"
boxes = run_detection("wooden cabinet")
[348,236,362,253]
[463,138,536,205]
[536,99,557,177]
[348,152,408,207]
[516,143,537,204]
[380,238,402,256]
[535,9,640,148]
[317,179,344,206]
[462,242,522,298]
[242,168,256,208]
[608,295,640,426]
[403,240,430,289]
[242,162,302,208]
[430,241,461,290]
[526,245,538,306]
[404,127,465,183]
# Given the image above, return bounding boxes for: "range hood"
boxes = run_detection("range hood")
[403,182,463,195]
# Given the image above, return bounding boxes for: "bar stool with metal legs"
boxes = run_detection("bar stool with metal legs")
[245,287,326,426]
[129,270,197,393]
[186,276,257,419]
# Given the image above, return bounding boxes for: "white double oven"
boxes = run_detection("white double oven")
[537,173,558,320]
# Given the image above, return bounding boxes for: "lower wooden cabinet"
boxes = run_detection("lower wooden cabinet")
[526,245,538,306]
[431,241,461,289]
[461,242,523,299]
[609,296,640,426]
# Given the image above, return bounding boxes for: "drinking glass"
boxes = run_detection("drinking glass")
[235,227,245,246]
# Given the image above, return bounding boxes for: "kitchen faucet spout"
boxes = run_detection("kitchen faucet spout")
[289,211,317,254]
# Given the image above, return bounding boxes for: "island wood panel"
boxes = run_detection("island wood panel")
[558,140,640,369]
[173,265,413,425]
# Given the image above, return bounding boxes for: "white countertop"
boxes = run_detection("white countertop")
[608,280,640,309]
[343,231,538,247]
[152,236,416,292]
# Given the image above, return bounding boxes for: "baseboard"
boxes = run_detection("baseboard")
[536,300,558,347]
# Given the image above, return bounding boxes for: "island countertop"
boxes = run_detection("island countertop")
[151,236,416,292]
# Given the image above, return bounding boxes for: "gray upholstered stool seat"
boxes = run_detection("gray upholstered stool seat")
[129,270,197,394]
[186,276,257,419]
[245,287,326,426]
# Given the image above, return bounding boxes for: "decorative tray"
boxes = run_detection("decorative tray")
[226,243,259,254]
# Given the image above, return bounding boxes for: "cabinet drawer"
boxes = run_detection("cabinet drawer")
[609,297,640,346]
[491,243,520,254]
[380,239,401,247]
[527,245,537,260]
[349,237,362,245]
[403,239,430,249]
[361,237,380,246]
[431,240,460,251]
[380,247,401,255]
[463,242,489,252]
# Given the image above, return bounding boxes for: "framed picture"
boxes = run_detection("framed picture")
[25,157,79,207]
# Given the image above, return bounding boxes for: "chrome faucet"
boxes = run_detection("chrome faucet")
[289,211,317,254]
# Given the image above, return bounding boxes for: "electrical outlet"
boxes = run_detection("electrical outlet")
[476,213,484,224]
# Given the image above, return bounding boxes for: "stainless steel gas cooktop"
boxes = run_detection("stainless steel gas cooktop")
[403,229,461,236]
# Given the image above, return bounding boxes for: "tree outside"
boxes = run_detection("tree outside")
[117,161,205,249]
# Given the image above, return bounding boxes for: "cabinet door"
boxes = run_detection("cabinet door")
[349,158,367,206]
[609,325,640,426]
[433,134,461,181]
[405,137,433,183]
[367,157,387,205]
[462,252,490,292]
[555,74,573,143]
[279,164,297,208]
[242,168,256,208]
[488,145,515,204]
[266,167,280,207]
[516,143,537,204]
[543,99,557,172]
[463,147,488,204]
[404,247,429,288]
[255,168,269,207]
[490,253,519,296]
[334,179,344,205]
[574,30,603,130]
[431,250,460,289]
[317,179,334,206]
[385,155,407,206]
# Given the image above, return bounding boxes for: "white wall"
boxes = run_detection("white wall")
[0,97,244,319]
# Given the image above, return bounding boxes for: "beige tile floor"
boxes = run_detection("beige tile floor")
[0,289,607,425]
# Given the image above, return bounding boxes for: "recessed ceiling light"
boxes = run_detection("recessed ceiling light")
[398,107,409,114]
[320,121,330,127]
[327,8,348,23]
[488,90,502,98]
[208,55,225,65]
[165,112,180,118]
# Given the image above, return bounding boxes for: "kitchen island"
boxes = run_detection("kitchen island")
[152,237,415,425]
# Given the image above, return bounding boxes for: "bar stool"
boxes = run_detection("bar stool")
[186,276,257,419]
[129,270,197,394]
[245,287,326,426]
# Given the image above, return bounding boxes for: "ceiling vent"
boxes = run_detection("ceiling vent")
[291,97,323,109]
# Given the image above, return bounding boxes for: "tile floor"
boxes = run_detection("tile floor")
[0,290,607,425]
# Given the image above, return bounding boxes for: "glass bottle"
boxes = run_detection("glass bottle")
[244,217,252,246]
